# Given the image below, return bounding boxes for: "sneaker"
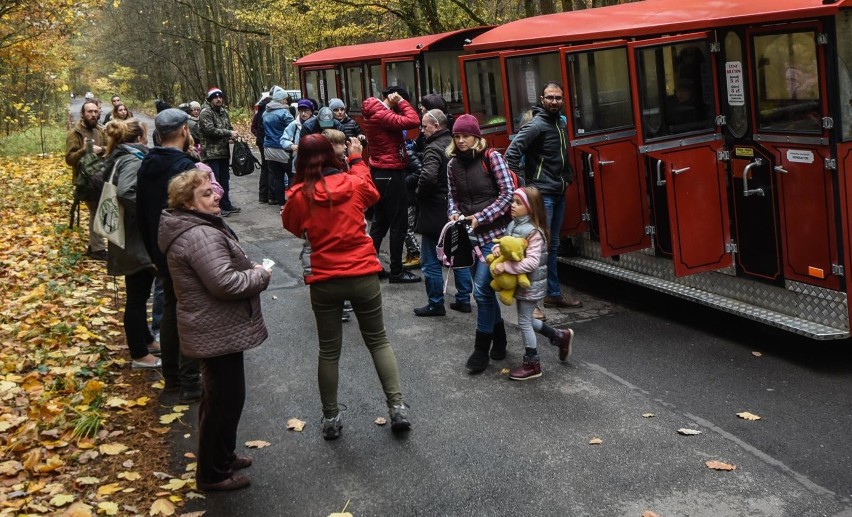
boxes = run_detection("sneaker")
[552,328,575,361]
[449,302,472,313]
[378,269,390,280]
[509,355,542,381]
[388,404,411,432]
[533,306,546,321]
[228,206,242,214]
[322,414,342,440]
[388,271,421,284]
[341,311,351,322]
[220,210,231,218]
[413,304,446,317]
[403,256,421,270]
[343,301,354,313]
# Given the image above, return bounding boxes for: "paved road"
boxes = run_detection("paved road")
[69,98,156,146]
[155,167,852,517]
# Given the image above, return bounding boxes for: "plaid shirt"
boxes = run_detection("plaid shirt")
[448,149,514,247]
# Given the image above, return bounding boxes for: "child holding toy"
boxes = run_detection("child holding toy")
[491,186,574,380]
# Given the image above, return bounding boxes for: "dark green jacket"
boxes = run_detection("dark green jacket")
[199,102,233,160]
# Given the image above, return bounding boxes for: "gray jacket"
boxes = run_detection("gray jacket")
[104,144,153,276]
[158,209,270,358]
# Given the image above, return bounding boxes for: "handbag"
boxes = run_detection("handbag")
[436,220,479,269]
[93,164,125,248]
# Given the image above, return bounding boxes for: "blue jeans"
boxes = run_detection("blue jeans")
[472,241,501,333]
[207,158,234,210]
[421,235,472,306]
[542,194,566,297]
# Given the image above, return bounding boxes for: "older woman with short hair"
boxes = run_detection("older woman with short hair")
[158,169,271,492]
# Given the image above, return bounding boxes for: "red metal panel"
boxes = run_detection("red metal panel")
[838,143,852,330]
[466,0,849,52]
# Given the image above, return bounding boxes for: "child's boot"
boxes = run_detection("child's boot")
[490,319,507,360]
[466,331,492,373]
[509,354,542,380]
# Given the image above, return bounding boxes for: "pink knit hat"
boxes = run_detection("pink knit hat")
[452,114,481,137]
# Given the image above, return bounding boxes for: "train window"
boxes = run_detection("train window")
[463,57,506,126]
[505,52,560,132]
[753,31,821,133]
[345,66,364,114]
[722,32,749,139]
[568,47,632,136]
[423,51,464,114]
[385,61,417,99]
[304,69,338,107]
[636,42,715,139]
[837,12,852,141]
[368,63,382,98]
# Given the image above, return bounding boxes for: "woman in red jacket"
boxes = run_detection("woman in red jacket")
[282,134,411,440]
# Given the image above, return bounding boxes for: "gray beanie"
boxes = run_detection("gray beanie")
[328,98,345,110]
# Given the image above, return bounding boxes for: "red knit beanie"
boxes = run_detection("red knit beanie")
[452,114,481,137]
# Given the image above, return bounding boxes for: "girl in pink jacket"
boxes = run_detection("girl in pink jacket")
[491,187,575,380]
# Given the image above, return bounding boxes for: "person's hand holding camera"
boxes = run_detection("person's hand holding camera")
[347,136,363,155]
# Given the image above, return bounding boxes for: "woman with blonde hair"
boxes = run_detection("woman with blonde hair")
[159,169,271,491]
[103,118,160,368]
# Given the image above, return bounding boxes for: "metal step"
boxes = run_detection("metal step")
[561,256,849,340]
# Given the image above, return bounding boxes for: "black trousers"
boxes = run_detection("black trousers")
[369,169,408,275]
[267,160,288,207]
[124,268,155,359]
[197,351,245,483]
[160,275,200,389]
[257,143,270,201]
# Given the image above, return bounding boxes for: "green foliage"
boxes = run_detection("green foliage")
[0,127,67,157]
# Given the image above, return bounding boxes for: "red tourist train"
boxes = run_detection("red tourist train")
[296,0,852,339]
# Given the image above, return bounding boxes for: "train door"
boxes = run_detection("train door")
[748,24,840,290]
[565,42,647,251]
[631,33,732,277]
[459,52,509,150]
[836,11,852,313]
[302,67,340,107]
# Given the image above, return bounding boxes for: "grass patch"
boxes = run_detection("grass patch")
[0,125,66,156]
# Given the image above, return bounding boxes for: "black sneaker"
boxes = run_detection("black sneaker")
[229,206,242,214]
[179,384,202,403]
[322,414,342,440]
[388,271,421,284]
[377,269,390,280]
[388,404,411,432]
[413,304,446,317]
[449,302,472,313]
[220,210,231,218]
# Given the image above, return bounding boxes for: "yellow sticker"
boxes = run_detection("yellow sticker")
[735,147,754,158]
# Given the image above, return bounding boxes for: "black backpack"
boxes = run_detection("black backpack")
[231,140,259,176]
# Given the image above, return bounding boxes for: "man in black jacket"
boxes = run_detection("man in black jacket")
[136,108,202,402]
[504,81,580,309]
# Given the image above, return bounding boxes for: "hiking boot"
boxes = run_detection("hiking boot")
[403,256,421,270]
[230,455,252,470]
[322,414,343,440]
[509,355,542,381]
[413,304,446,317]
[388,271,421,284]
[490,320,507,360]
[466,331,492,373]
[552,328,575,361]
[449,302,472,313]
[388,404,411,432]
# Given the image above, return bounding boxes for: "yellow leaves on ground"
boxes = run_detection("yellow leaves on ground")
[160,478,188,491]
[286,418,306,432]
[99,443,128,455]
[375,417,387,426]
[328,499,352,517]
[737,411,762,421]
[49,493,76,506]
[677,428,702,436]
[642,413,655,418]
[96,483,124,496]
[588,437,603,445]
[705,460,737,471]
[245,440,271,448]
[117,471,141,481]
[149,498,177,516]
[97,501,119,515]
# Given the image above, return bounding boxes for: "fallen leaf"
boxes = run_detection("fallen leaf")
[245,440,271,448]
[641,511,661,517]
[160,478,187,491]
[642,413,655,418]
[705,460,736,471]
[152,380,165,390]
[179,512,206,516]
[677,428,702,435]
[588,437,603,445]
[272,295,278,300]
[49,494,75,506]
[0,460,23,475]
[752,351,762,357]
[96,483,123,496]
[183,452,196,459]
[375,417,387,426]
[117,471,140,481]
[159,413,182,424]
[149,498,176,516]
[62,501,95,516]
[736,411,761,421]
[75,476,100,485]
[286,418,306,432]
[500,368,510,374]
[97,501,119,515]
[173,405,190,412]
[99,443,128,455]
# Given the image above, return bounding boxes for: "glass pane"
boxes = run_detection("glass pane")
[423,51,464,114]
[385,61,416,99]
[345,66,364,113]
[569,47,632,135]
[505,52,560,132]
[369,64,382,98]
[303,70,321,104]
[464,57,506,126]
[304,69,338,107]
[637,41,715,139]
[836,12,852,140]
[754,31,821,132]
[723,32,748,138]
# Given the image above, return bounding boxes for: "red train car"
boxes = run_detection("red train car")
[462,0,852,339]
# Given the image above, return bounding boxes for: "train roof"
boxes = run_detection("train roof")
[295,27,490,68]
[466,0,851,52]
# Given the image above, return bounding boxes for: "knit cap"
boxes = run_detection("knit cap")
[297,99,313,111]
[329,98,345,110]
[451,114,481,137]
[270,86,286,102]
[206,87,223,101]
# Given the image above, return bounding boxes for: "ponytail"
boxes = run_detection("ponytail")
[105,118,146,156]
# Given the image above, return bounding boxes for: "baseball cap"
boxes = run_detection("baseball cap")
[318,107,334,128]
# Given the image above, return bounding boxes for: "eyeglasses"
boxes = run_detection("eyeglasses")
[543,95,563,102]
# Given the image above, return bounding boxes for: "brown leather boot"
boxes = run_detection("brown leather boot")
[509,355,542,381]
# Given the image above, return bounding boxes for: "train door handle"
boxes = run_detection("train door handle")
[598,160,614,166]
[655,160,666,186]
[743,158,765,197]
[672,166,691,175]
[774,165,788,174]
[586,154,594,178]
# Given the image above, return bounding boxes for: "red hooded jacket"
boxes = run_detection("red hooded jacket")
[281,156,382,284]
[360,97,420,170]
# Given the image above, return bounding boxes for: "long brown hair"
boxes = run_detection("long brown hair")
[105,118,146,156]
[518,185,550,245]
[292,134,345,207]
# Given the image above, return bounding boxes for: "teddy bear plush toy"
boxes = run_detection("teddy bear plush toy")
[486,235,531,305]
